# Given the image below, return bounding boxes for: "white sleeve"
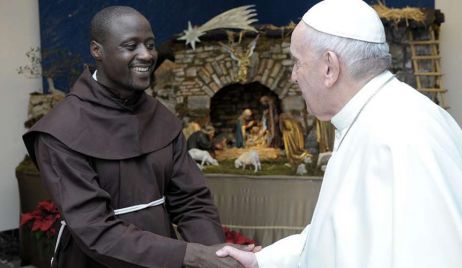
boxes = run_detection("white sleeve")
[255,225,310,268]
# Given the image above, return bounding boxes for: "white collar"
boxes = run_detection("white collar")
[92,70,98,81]
[331,71,394,131]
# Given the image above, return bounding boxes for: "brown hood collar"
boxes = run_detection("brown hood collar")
[71,67,146,112]
[23,67,182,164]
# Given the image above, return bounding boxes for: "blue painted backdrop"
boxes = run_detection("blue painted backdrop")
[39,0,434,91]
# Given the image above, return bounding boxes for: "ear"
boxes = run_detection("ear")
[323,51,340,88]
[90,40,103,60]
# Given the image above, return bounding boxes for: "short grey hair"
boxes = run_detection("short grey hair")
[303,24,391,80]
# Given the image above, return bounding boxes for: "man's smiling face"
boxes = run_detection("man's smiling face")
[96,12,158,92]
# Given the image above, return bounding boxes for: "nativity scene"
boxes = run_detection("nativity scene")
[150,3,445,176]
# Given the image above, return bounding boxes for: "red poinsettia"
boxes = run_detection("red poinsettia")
[21,200,61,238]
[21,201,257,247]
[223,226,256,245]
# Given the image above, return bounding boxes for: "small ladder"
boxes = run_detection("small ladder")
[408,25,448,108]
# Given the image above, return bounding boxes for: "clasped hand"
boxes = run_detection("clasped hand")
[216,243,260,268]
[184,242,261,268]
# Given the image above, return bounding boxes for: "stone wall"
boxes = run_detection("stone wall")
[387,26,432,91]
[385,8,445,104]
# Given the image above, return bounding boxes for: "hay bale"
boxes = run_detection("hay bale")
[373,2,425,25]
[215,147,281,161]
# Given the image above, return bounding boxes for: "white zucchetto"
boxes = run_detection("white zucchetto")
[302,0,386,43]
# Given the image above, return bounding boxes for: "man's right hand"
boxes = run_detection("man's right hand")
[216,245,259,268]
[183,243,245,268]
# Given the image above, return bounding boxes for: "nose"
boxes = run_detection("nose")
[137,45,157,62]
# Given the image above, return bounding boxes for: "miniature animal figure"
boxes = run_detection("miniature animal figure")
[234,150,261,172]
[188,148,219,168]
[303,155,313,165]
[296,163,307,176]
[196,163,203,171]
[317,151,333,171]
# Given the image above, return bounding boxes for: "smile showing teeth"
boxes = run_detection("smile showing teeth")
[132,66,149,72]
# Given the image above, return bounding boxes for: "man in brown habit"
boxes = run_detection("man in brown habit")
[23,6,248,268]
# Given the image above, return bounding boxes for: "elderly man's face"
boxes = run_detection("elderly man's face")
[290,23,327,120]
[97,13,158,92]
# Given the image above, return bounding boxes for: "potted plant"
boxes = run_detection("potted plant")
[20,200,60,268]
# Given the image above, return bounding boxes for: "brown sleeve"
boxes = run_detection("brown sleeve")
[166,133,226,245]
[34,133,187,268]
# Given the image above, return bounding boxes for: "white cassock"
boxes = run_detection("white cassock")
[256,71,462,267]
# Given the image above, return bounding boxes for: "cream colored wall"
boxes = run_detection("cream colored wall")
[436,0,462,127]
[0,0,41,231]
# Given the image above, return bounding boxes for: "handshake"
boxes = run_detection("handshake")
[183,242,262,268]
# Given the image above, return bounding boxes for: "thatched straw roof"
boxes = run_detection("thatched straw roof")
[373,2,444,27]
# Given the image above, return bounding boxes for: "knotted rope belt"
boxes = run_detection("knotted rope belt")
[51,196,166,266]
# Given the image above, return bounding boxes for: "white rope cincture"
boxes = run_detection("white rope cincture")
[50,196,165,266]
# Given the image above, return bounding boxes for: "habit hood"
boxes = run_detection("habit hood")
[23,67,182,164]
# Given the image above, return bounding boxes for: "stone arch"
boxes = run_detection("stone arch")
[248,58,295,99]
[194,55,295,99]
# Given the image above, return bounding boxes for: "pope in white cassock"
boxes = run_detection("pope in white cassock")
[216,0,462,267]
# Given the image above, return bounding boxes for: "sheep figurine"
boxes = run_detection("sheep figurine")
[296,163,307,176]
[234,150,261,173]
[317,152,332,171]
[188,148,219,168]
